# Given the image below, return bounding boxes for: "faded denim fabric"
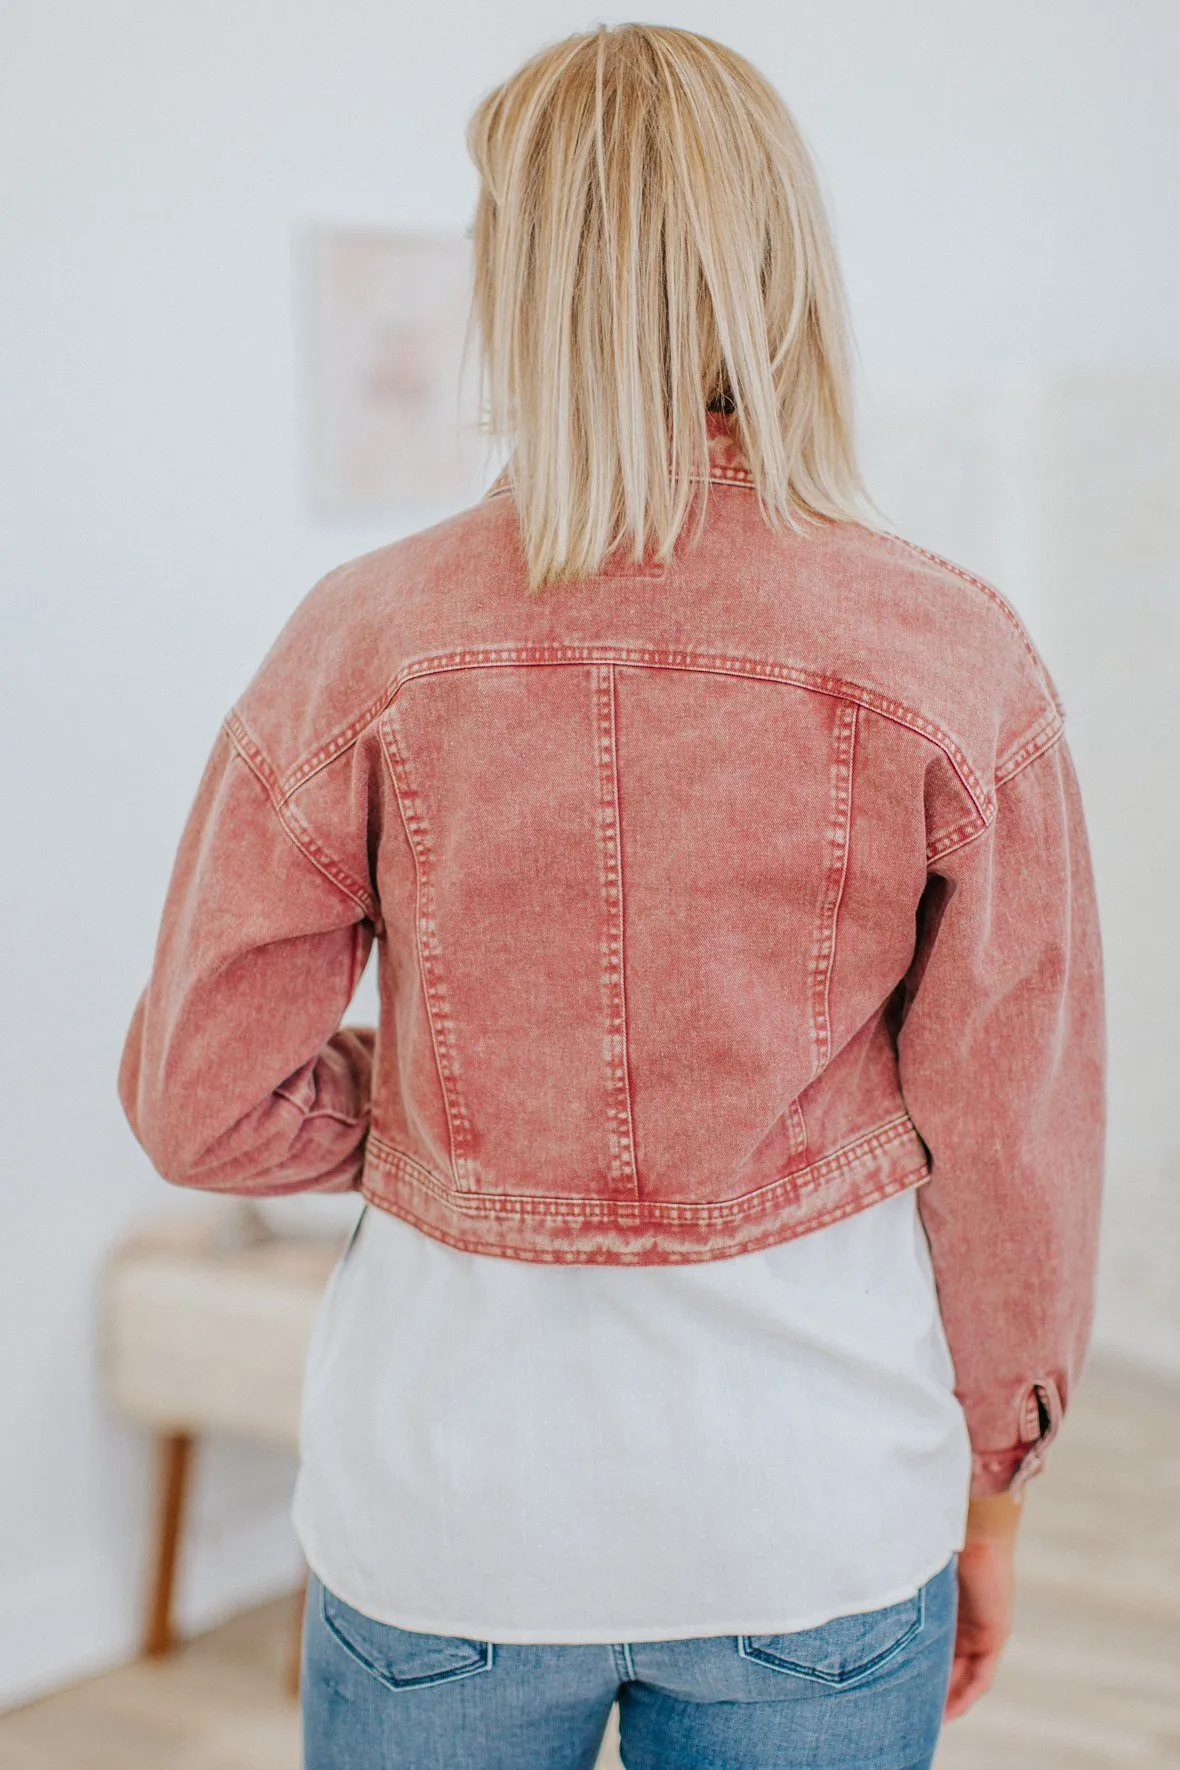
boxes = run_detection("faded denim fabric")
[300,1558,959,1770]
[117,410,1106,1497]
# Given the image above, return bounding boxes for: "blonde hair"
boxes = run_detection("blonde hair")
[465,23,869,593]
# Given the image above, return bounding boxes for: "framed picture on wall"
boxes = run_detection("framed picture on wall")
[304,228,490,511]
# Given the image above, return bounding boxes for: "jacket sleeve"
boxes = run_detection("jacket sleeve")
[117,718,378,1196]
[898,731,1106,1497]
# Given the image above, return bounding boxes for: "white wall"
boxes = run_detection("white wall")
[2,0,1178,1707]
[859,368,1180,1380]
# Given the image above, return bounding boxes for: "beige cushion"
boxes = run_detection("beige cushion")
[102,1210,346,1446]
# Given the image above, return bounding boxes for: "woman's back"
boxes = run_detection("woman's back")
[209,407,1059,1233]
[117,22,1106,1764]
[122,418,1100,1480]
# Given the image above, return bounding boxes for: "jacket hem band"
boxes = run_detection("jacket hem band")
[358,1114,932,1264]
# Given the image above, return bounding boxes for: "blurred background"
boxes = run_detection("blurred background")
[1,2,1178,1764]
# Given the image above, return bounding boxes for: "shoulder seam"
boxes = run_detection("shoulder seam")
[876,531,1066,720]
[223,713,379,924]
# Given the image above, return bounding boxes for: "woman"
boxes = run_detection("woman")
[118,24,1105,1770]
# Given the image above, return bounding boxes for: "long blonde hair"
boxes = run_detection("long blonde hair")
[465,23,869,593]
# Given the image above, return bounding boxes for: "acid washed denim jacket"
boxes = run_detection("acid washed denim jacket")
[118,411,1106,1498]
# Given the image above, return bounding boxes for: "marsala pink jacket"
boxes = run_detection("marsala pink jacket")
[118,411,1106,1499]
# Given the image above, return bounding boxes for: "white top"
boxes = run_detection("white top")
[291,1185,972,1643]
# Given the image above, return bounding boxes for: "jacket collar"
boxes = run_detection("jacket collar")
[481,409,755,501]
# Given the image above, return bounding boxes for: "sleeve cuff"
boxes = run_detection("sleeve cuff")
[969,1378,1064,1498]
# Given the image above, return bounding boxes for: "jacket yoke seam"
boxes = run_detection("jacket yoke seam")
[390,648,995,821]
[261,647,996,833]
[243,642,1057,892]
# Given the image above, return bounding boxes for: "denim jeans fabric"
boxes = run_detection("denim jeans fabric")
[301,1556,958,1770]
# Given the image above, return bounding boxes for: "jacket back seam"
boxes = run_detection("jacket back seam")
[376,711,479,1192]
[593,663,640,1197]
[808,703,858,1075]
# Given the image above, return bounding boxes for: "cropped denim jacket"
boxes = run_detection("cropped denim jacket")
[118,412,1106,1498]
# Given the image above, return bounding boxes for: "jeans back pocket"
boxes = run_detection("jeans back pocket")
[320,1583,494,1691]
[738,1585,925,1688]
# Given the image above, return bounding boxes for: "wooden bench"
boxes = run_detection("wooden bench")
[100,1204,348,1694]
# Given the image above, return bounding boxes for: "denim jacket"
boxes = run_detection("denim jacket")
[118,411,1106,1497]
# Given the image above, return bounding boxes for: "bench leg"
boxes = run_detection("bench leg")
[142,1431,193,1657]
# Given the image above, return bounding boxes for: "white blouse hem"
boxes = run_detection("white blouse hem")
[292,1512,966,1646]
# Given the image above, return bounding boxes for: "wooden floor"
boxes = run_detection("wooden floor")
[2,1358,1177,1769]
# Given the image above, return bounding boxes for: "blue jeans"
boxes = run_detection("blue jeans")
[301,1555,957,1769]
